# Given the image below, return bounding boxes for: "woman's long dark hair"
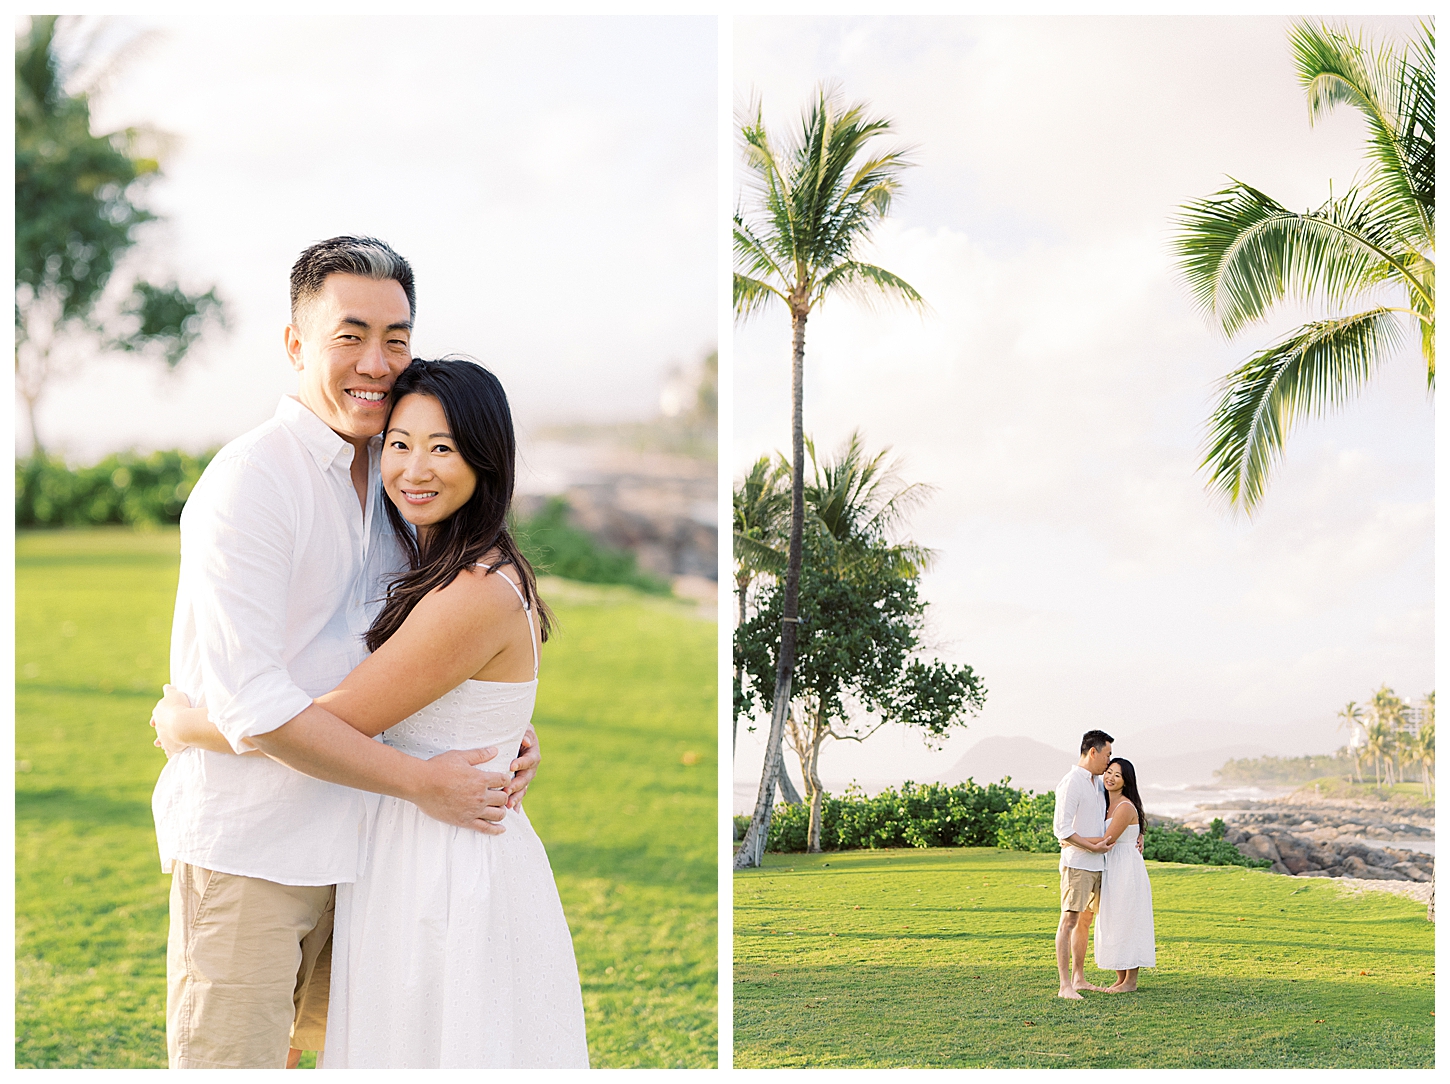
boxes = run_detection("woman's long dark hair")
[365,357,553,652]
[1104,757,1146,832]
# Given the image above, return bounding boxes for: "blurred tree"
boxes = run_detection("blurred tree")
[15,15,224,455]
[1174,20,1433,514]
[733,87,924,868]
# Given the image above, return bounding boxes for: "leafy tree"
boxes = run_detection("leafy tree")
[1173,20,1434,513]
[732,88,924,869]
[15,15,224,454]
[736,534,986,853]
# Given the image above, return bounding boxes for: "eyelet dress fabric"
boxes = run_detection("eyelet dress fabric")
[320,580,588,1068]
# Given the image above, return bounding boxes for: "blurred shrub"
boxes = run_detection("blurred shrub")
[16,450,214,528]
[514,496,670,594]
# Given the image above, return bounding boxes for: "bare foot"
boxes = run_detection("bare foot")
[1058,987,1084,1000]
[1073,979,1107,993]
[1104,982,1136,993]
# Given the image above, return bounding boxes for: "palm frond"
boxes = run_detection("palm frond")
[1292,20,1434,249]
[1174,181,1426,336]
[1201,307,1405,512]
[734,273,784,320]
[733,531,787,578]
[813,261,925,312]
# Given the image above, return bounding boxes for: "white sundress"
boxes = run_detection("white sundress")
[321,569,589,1068]
[1093,821,1157,971]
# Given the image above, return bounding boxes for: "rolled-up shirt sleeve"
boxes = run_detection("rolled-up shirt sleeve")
[182,454,315,752]
[1053,775,1079,841]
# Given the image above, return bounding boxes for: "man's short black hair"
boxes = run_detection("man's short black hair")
[1080,730,1114,755]
[290,235,415,326]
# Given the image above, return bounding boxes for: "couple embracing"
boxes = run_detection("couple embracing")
[1053,730,1156,999]
[148,237,589,1068]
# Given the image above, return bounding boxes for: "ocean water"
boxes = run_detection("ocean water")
[1140,782,1298,820]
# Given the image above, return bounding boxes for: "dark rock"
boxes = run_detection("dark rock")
[1341,855,1369,876]
[1356,865,1409,881]
[1239,835,1281,863]
[1394,863,1431,883]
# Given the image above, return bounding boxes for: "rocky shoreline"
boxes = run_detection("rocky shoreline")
[1169,793,1435,884]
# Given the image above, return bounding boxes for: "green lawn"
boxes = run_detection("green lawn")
[16,527,717,1068]
[735,848,1434,1068]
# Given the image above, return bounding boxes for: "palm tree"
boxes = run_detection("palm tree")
[733,455,790,751]
[732,88,924,869]
[1336,700,1366,782]
[805,430,936,580]
[1363,718,1390,788]
[1410,717,1434,798]
[1173,20,1434,513]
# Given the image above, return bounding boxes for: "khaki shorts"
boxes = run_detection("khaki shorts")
[166,862,334,1068]
[1059,865,1102,914]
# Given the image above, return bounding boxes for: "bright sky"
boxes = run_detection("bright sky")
[24,14,715,458]
[732,15,1435,795]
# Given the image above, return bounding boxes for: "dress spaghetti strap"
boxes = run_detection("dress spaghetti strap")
[476,562,539,678]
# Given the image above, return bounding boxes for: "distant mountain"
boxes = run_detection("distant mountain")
[932,736,1077,794]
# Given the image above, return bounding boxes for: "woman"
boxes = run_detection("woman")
[1090,757,1156,991]
[153,358,589,1068]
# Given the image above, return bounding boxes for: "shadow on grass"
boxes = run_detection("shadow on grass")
[544,839,714,893]
[17,789,156,829]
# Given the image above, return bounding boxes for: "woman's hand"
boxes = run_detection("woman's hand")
[151,684,196,758]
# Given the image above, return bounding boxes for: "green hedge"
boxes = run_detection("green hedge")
[747,781,1271,870]
[764,780,1025,852]
[16,451,214,528]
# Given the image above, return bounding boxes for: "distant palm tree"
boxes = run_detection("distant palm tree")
[1363,718,1390,787]
[805,430,936,581]
[1370,684,1409,785]
[1173,20,1434,513]
[733,87,924,869]
[1336,700,1366,782]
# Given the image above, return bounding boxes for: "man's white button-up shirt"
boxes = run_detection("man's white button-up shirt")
[152,396,404,886]
[1054,764,1107,872]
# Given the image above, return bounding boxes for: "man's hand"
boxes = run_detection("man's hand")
[506,726,540,810]
[151,685,195,758]
[413,747,511,834]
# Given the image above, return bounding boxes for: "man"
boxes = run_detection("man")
[1053,729,1114,1000]
[151,236,540,1068]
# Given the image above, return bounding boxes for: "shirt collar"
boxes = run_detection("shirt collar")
[275,395,368,473]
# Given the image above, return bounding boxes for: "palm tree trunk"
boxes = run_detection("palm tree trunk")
[735,310,808,870]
